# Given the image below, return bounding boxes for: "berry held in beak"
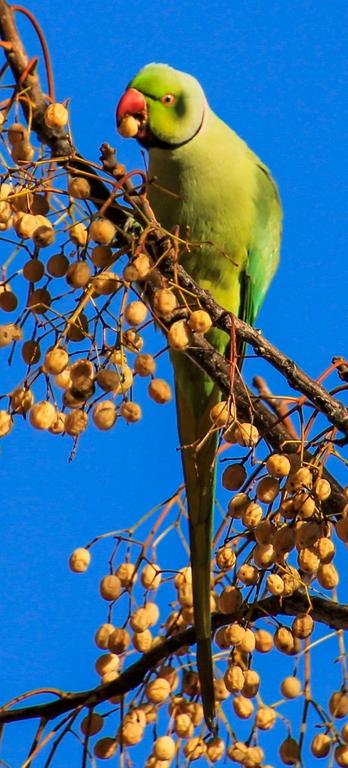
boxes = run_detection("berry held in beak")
[116,88,148,139]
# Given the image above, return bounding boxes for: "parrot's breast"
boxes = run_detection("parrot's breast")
[147,110,257,313]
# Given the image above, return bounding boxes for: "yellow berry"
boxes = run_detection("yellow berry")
[89,218,116,245]
[108,627,130,653]
[93,401,117,430]
[29,401,56,430]
[94,623,115,649]
[280,676,302,699]
[335,745,348,766]
[286,466,313,492]
[21,339,41,365]
[215,544,236,570]
[131,253,152,280]
[329,691,348,718]
[146,677,171,703]
[153,736,176,761]
[69,547,91,573]
[93,270,121,296]
[274,627,296,655]
[32,215,55,247]
[256,476,280,503]
[93,736,117,758]
[116,562,137,587]
[174,712,194,738]
[118,115,139,138]
[183,738,207,761]
[95,653,120,676]
[224,664,244,693]
[279,736,300,765]
[292,613,314,638]
[10,387,34,414]
[22,259,45,282]
[44,102,68,128]
[0,411,13,437]
[218,586,242,614]
[47,253,69,277]
[255,706,276,730]
[266,453,291,477]
[255,628,273,653]
[11,141,34,163]
[125,300,148,325]
[80,712,103,736]
[148,378,171,404]
[153,288,177,317]
[133,628,152,652]
[242,502,263,528]
[120,401,142,423]
[134,353,156,377]
[317,563,339,589]
[224,622,245,646]
[141,563,161,590]
[267,573,284,595]
[239,628,256,653]
[66,260,91,288]
[130,608,151,633]
[238,564,259,586]
[167,319,191,350]
[99,575,121,601]
[0,323,21,346]
[210,399,236,427]
[69,222,88,246]
[232,695,254,719]
[311,733,331,758]
[222,463,246,490]
[68,176,91,199]
[314,477,331,501]
[65,409,88,436]
[120,719,143,746]
[43,346,69,375]
[234,422,259,447]
[188,309,212,333]
[28,288,51,314]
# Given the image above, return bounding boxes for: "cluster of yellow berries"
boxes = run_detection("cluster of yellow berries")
[67,469,348,765]
[0,108,224,446]
[0,117,188,443]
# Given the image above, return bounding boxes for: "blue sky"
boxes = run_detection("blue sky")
[0,1,347,765]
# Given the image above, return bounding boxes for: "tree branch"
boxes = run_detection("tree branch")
[161,259,348,441]
[0,591,346,725]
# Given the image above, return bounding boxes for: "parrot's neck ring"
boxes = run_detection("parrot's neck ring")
[138,106,206,151]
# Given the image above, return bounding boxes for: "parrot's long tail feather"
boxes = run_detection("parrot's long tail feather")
[189,503,216,732]
[174,355,221,732]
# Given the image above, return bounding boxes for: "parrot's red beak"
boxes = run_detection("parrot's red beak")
[116,88,148,139]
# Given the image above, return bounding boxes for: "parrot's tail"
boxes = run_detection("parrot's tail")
[174,354,221,733]
[188,489,216,733]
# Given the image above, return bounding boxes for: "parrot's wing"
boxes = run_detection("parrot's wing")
[243,160,282,326]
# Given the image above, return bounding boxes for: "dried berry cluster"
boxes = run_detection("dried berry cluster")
[68,440,348,766]
[0,111,182,445]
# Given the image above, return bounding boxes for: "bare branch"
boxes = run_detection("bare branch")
[0,591,346,726]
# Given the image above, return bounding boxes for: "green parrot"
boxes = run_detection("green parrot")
[116,64,281,730]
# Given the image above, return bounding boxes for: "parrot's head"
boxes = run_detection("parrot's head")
[116,63,206,148]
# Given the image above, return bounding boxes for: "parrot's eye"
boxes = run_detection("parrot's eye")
[161,93,176,106]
